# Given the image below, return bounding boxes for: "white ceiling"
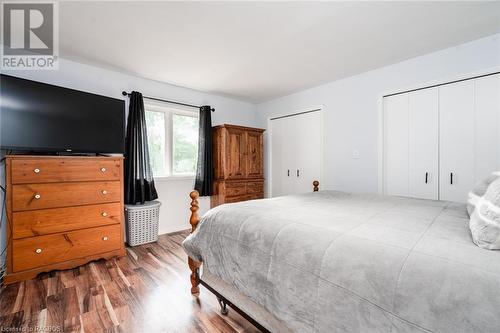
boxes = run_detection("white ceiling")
[60,1,500,103]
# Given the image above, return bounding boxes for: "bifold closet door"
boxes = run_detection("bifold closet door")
[439,80,475,202]
[270,111,321,197]
[294,111,322,194]
[384,93,409,197]
[475,74,500,182]
[408,88,439,200]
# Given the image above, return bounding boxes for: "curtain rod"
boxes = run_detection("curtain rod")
[121,91,215,112]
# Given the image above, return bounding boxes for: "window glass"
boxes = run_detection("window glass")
[145,110,166,177]
[172,114,198,175]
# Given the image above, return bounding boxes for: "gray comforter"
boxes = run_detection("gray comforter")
[183,191,500,333]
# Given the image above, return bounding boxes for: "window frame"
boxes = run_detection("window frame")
[144,101,199,181]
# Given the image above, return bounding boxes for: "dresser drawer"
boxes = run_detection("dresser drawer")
[12,181,121,211]
[224,181,247,196]
[246,181,264,194]
[13,203,122,239]
[12,224,122,272]
[11,158,121,184]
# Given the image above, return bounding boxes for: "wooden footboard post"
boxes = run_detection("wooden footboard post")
[313,180,319,192]
[188,190,201,297]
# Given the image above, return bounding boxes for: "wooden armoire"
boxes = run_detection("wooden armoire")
[211,124,265,207]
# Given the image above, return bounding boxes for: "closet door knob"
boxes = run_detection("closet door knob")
[425,172,428,184]
[35,248,42,254]
[34,194,41,200]
[101,190,108,195]
[297,169,300,177]
[101,167,107,172]
[34,168,40,174]
[101,212,108,217]
[287,169,290,177]
[102,236,108,241]
[450,173,454,185]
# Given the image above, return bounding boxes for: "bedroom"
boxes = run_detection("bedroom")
[0,1,499,332]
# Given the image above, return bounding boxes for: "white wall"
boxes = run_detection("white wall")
[257,34,500,195]
[2,57,258,235]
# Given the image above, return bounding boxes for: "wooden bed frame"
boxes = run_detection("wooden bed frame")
[186,180,320,330]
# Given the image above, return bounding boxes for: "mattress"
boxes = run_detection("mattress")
[183,191,500,333]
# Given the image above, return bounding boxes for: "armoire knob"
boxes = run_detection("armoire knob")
[102,236,108,241]
[101,167,106,172]
[34,194,41,200]
[102,212,108,217]
[35,248,42,254]
[101,190,107,195]
[34,168,40,173]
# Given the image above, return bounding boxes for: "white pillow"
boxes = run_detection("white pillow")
[467,172,500,216]
[468,173,500,250]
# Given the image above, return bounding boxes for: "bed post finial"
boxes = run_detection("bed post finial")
[313,180,319,192]
[189,190,200,232]
[188,190,201,296]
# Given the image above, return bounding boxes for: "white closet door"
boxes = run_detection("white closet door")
[475,74,500,181]
[294,111,322,194]
[282,115,300,195]
[384,93,409,197]
[439,80,475,202]
[408,88,439,200]
[271,117,285,196]
[270,111,322,196]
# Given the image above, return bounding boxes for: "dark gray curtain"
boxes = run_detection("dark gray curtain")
[194,105,213,196]
[124,91,158,204]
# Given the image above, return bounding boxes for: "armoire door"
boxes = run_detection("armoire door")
[225,127,247,179]
[246,130,264,178]
[384,93,409,197]
[439,80,475,202]
[408,88,439,200]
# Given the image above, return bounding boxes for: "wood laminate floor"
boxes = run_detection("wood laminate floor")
[0,230,260,333]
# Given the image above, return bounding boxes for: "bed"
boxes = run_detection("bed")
[182,182,500,333]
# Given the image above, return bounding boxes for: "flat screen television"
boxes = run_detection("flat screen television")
[0,74,125,154]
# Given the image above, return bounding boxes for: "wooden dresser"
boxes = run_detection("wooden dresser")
[4,155,126,284]
[211,124,265,207]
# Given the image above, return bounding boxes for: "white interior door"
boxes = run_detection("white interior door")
[475,74,500,181]
[294,111,322,194]
[384,93,409,197]
[408,88,439,200]
[439,80,475,202]
[270,110,322,196]
[270,117,285,196]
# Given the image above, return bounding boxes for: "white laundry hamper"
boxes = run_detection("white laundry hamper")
[125,200,161,246]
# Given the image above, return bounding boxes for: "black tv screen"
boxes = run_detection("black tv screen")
[0,74,125,154]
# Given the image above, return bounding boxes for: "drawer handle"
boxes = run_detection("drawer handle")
[101,190,108,195]
[102,212,108,217]
[34,168,40,174]
[102,236,108,241]
[35,248,42,254]
[101,167,107,172]
[34,194,41,200]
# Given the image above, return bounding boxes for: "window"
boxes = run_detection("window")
[145,102,199,178]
